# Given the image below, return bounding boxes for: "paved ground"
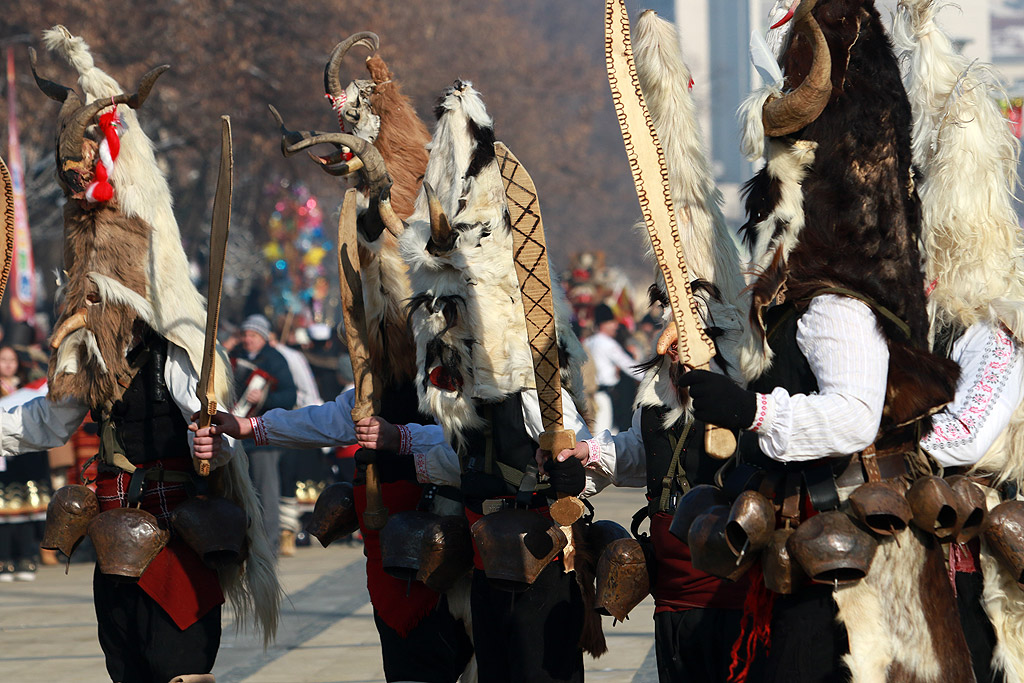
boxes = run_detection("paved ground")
[0,488,658,682]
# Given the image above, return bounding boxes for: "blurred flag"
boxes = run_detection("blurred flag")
[6,48,37,323]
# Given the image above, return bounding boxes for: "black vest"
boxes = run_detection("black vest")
[92,334,189,466]
[458,393,546,502]
[640,406,721,510]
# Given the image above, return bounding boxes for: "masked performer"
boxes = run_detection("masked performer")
[893,1,1024,680]
[398,81,600,683]
[199,34,474,683]
[556,10,764,681]
[665,1,979,680]
[0,27,279,683]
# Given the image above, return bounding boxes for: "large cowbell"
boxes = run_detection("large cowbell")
[380,510,474,593]
[471,508,568,592]
[588,520,649,622]
[42,484,99,559]
[309,481,360,547]
[88,507,169,581]
[171,495,248,569]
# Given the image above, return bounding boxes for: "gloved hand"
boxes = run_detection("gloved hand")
[543,455,586,497]
[354,447,416,482]
[676,369,758,432]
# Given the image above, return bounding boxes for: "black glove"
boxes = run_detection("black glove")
[676,369,757,432]
[543,455,586,497]
[354,448,416,483]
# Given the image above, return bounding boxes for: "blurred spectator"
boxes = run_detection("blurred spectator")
[229,314,297,556]
[584,304,643,434]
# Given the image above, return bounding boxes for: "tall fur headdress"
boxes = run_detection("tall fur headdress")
[629,11,757,427]
[737,0,958,431]
[400,82,585,445]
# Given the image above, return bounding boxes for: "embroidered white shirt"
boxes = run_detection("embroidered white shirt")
[750,295,889,462]
[922,322,1023,467]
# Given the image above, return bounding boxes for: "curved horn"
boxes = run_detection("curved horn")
[50,308,89,350]
[268,104,338,157]
[424,182,455,256]
[378,188,405,238]
[306,150,364,176]
[762,11,832,137]
[323,32,380,99]
[28,47,77,104]
[60,64,170,163]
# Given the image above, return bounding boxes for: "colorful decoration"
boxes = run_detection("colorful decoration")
[5,48,36,324]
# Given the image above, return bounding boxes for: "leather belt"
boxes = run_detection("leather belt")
[834,452,907,488]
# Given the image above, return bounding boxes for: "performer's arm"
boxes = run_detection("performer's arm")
[0,396,88,457]
[753,295,888,461]
[248,389,358,448]
[922,323,1023,467]
[554,408,647,488]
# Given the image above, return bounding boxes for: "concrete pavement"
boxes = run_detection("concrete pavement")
[0,488,659,682]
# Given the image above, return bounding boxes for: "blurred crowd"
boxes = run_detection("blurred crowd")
[0,247,659,569]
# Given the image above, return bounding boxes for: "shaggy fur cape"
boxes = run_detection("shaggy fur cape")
[738,0,958,446]
[43,27,280,644]
[895,1,1024,679]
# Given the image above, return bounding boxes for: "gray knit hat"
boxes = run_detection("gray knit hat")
[240,314,272,341]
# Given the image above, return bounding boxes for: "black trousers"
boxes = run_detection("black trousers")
[373,595,474,683]
[93,568,221,683]
[956,571,1004,683]
[763,584,848,683]
[471,564,584,683]
[654,607,761,683]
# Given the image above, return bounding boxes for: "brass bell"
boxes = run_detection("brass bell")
[171,495,248,568]
[595,538,650,621]
[471,509,568,592]
[945,475,989,544]
[787,511,877,586]
[906,476,959,540]
[669,485,728,543]
[688,505,755,581]
[725,490,776,556]
[88,508,169,581]
[848,480,912,536]
[42,485,100,558]
[416,514,474,592]
[308,481,359,547]
[762,526,806,594]
[983,500,1024,589]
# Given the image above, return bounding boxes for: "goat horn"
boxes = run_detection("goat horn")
[60,64,169,166]
[268,105,340,157]
[306,149,365,176]
[424,182,455,255]
[324,32,380,100]
[762,5,831,137]
[28,47,77,104]
[378,187,405,238]
[50,308,88,350]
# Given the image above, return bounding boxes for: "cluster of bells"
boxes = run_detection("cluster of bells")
[294,480,328,504]
[0,481,52,515]
[42,485,248,578]
[308,481,650,621]
[671,475,1024,593]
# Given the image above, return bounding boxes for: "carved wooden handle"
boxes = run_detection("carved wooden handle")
[193,400,216,476]
[362,459,389,530]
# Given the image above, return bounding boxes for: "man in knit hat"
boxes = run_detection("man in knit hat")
[230,314,296,554]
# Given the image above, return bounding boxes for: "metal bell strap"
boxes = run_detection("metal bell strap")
[656,416,695,515]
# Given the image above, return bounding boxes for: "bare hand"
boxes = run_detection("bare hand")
[189,422,222,461]
[534,441,590,475]
[354,417,400,451]
[245,387,263,404]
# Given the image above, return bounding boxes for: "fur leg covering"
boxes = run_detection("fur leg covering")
[834,528,975,682]
[444,575,476,683]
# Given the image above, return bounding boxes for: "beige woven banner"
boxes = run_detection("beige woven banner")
[496,142,564,433]
[605,0,714,369]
